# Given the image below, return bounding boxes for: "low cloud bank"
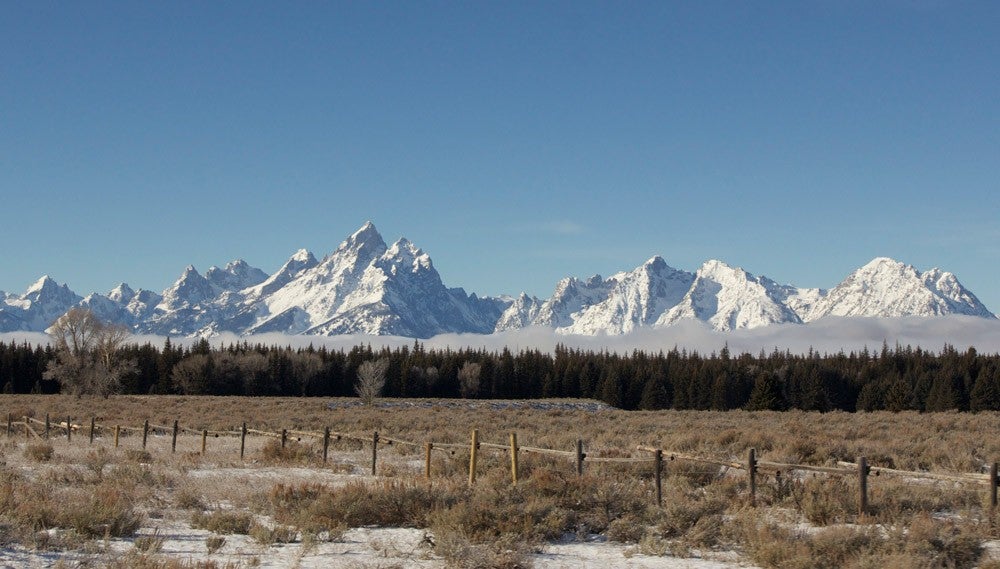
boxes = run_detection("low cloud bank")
[5,316,1000,356]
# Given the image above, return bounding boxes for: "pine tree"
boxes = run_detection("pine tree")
[883,375,914,412]
[970,366,1000,412]
[746,372,785,411]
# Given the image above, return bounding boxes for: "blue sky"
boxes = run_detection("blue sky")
[2,2,998,311]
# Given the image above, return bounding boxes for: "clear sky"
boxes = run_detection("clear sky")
[2,2,998,312]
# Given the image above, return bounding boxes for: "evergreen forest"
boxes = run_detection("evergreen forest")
[2,339,1000,412]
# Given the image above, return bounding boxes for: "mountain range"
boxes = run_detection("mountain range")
[1,222,994,339]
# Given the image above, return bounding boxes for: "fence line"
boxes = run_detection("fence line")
[6,412,1000,515]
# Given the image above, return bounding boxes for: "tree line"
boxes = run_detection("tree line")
[3,321,1000,412]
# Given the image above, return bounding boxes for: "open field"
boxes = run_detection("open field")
[3,395,1000,567]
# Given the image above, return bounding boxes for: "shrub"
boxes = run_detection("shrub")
[64,485,144,538]
[134,531,165,553]
[205,535,226,555]
[433,532,533,569]
[606,514,645,543]
[24,442,54,462]
[799,476,854,525]
[249,522,297,545]
[191,510,254,535]
[259,439,315,464]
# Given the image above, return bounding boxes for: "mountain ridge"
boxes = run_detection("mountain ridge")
[0,223,994,338]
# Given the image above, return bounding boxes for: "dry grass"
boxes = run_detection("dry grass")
[1,394,1000,567]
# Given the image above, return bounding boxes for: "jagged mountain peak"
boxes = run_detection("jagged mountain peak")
[644,255,666,268]
[108,283,135,304]
[23,275,78,303]
[697,259,741,276]
[206,259,267,292]
[340,221,386,252]
[658,260,800,331]
[805,258,994,321]
[3,223,995,338]
[558,258,695,335]
[855,256,915,276]
[384,238,433,272]
[26,275,60,295]
[290,248,315,263]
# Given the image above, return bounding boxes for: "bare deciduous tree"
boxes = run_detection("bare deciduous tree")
[171,354,211,395]
[458,362,482,399]
[44,308,136,397]
[291,351,325,396]
[171,352,270,395]
[355,358,389,406]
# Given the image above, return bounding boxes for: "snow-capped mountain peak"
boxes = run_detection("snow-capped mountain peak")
[2,225,995,338]
[805,257,994,320]
[383,238,433,273]
[108,283,136,304]
[25,275,63,298]
[657,260,801,331]
[159,266,216,310]
[205,259,268,292]
[559,257,694,335]
[338,221,387,256]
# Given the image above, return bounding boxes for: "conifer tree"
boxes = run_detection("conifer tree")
[746,372,785,411]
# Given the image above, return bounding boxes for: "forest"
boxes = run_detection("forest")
[2,337,1000,413]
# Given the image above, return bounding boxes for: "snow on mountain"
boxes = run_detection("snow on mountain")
[141,266,226,336]
[559,257,695,335]
[247,221,391,334]
[1,226,996,338]
[7,276,84,331]
[655,260,802,331]
[244,249,319,301]
[774,286,825,322]
[252,226,504,337]
[80,292,133,326]
[205,260,268,292]
[494,293,542,332]
[805,257,995,321]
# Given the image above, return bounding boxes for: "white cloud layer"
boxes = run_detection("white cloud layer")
[4,316,1000,356]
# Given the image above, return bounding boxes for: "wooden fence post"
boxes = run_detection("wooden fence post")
[371,431,379,476]
[654,449,663,507]
[201,429,208,454]
[991,462,998,512]
[89,418,95,444]
[66,416,71,442]
[45,414,50,439]
[748,448,758,506]
[322,427,330,463]
[510,432,519,486]
[469,429,479,486]
[858,456,869,517]
[240,423,247,459]
[425,442,433,479]
[114,425,120,448]
[142,420,149,449]
[576,439,585,476]
[172,421,179,453]
[281,429,287,449]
